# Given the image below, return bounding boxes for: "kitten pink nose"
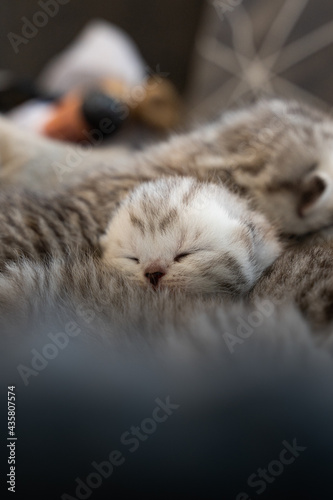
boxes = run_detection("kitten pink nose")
[144,264,166,287]
[145,271,165,287]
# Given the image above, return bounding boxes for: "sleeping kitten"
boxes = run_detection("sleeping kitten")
[1,98,333,239]
[0,175,280,296]
[134,98,333,237]
[2,98,333,237]
[101,177,281,294]
[2,97,333,330]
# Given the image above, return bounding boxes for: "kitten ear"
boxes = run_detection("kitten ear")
[298,172,329,217]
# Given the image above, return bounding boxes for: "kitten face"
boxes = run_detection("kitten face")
[211,99,333,235]
[101,177,281,295]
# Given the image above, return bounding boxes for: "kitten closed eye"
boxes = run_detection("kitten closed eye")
[127,257,140,263]
[174,253,191,262]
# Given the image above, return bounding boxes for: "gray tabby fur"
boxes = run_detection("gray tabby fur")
[0,98,333,335]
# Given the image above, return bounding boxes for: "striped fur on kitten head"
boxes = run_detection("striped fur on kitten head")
[101,177,281,295]
[203,98,333,235]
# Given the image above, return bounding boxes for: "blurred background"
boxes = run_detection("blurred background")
[189,0,333,119]
[1,0,333,136]
[0,0,204,94]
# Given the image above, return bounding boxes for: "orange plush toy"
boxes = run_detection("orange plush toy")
[42,76,182,142]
